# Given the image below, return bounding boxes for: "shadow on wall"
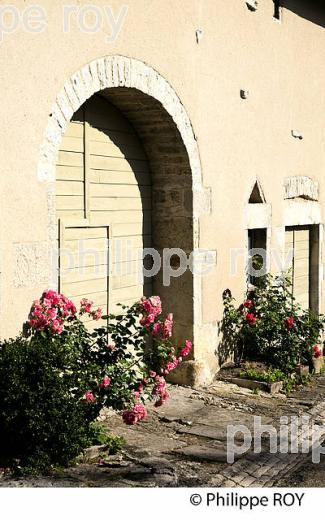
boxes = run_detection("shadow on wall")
[283,0,325,28]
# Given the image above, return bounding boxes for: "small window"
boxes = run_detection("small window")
[248,228,267,286]
[249,182,265,204]
[273,0,282,20]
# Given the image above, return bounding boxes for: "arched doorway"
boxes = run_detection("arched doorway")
[56,88,193,340]
[40,56,211,383]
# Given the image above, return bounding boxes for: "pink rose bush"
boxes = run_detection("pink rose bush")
[223,273,325,374]
[137,295,192,376]
[119,296,193,424]
[0,290,193,473]
[26,291,193,429]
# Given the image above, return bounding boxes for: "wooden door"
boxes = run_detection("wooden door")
[56,95,152,315]
[285,226,310,308]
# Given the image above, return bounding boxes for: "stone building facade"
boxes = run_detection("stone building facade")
[0,0,324,385]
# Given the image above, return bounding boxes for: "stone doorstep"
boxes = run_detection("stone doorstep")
[176,424,277,444]
[172,445,233,463]
[228,377,283,394]
[176,424,229,441]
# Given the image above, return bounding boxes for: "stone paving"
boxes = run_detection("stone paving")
[1,376,325,487]
[211,400,325,488]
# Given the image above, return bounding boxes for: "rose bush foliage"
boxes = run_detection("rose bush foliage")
[222,273,325,373]
[0,290,192,472]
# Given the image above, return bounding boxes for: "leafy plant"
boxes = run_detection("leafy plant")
[106,434,126,455]
[87,423,125,454]
[223,273,325,374]
[240,367,312,395]
[0,291,193,474]
[240,367,286,383]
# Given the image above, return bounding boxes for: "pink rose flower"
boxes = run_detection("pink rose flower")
[154,391,170,408]
[47,307,58,320]
[162,313,173,338]
[122,410,137,425]
[122,404,148,425]
[64,299,77,315]
[152,323,161,335]
[139,296,162,328]
[80,298,93,314]
[153,378,169,407]
[91,308,103,321]
[28,290,78,335]
[140,314,155,328]
[84,391,96,403]
[165,359,179,373]
[133,404,147,420]
[42,290,60,305]
[100,375,111,389]
[180,340,193,358]
[140,296,162,317]
[313,345,323,359]
[152,376,169,406]
[52,319,63,334]
[246,313,257,326]
[285,316,295,330]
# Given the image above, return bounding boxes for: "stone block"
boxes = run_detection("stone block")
[296,365,310,377]
[229,377,283,394]
[167,360,213,387]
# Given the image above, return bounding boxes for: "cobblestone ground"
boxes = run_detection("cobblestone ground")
[1,375,325,487]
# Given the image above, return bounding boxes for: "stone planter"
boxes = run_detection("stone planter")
[312,356,324,375]
[229,377,283,395]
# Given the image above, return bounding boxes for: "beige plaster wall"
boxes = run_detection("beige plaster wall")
[0,0,325,383]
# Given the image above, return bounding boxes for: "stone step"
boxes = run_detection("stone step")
[173,445,233,463]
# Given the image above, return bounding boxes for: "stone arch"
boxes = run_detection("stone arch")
[38,56,211,371]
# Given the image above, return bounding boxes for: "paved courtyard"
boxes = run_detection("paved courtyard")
[2,375,325,487]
